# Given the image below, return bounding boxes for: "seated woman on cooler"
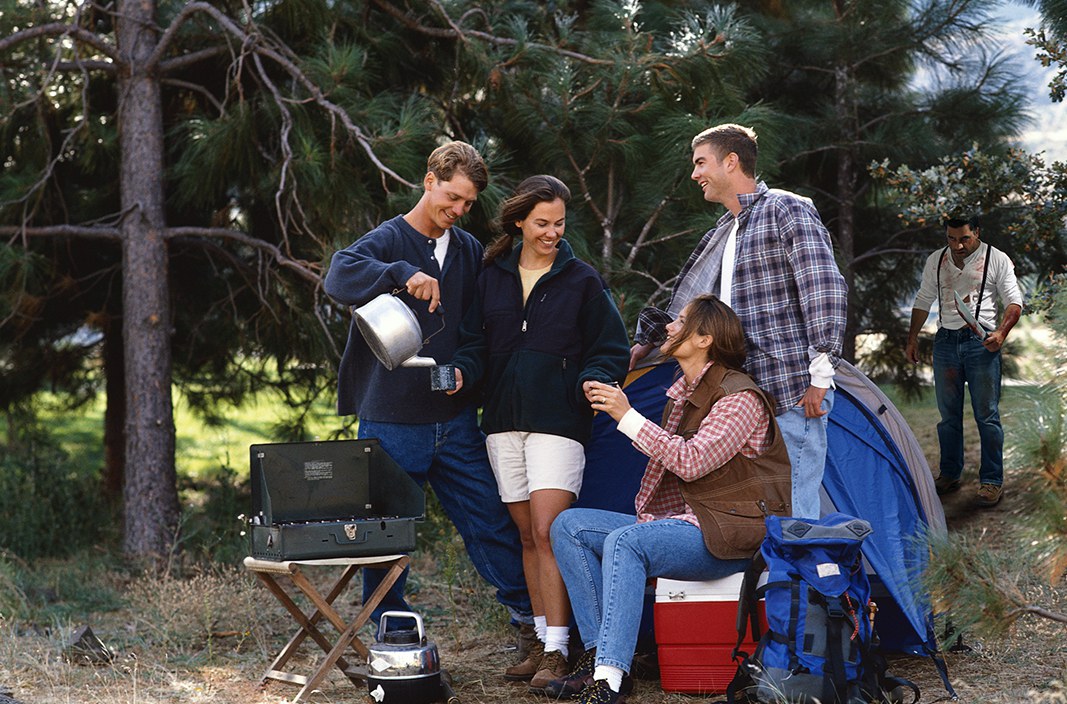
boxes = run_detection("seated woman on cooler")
[547,294,792,704]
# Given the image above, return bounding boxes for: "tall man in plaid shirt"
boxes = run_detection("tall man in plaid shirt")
[630,124,848,519]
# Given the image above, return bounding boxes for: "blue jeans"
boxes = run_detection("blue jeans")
[359,407,532,623]
[932,327,1003,486]
[551,508,748,673]
[776,389,834,520]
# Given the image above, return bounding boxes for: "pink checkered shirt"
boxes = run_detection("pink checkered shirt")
[633,362,771,526]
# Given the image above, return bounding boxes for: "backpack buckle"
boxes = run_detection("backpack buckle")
[826,596,846,619]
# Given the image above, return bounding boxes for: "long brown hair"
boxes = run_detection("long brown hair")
[661,294,747,372]
[484,175,571,265]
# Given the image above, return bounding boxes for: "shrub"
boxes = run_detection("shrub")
[176,464,251,564]
[0,418,111,559]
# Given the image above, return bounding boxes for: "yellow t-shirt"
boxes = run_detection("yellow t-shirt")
[519,264,551,304]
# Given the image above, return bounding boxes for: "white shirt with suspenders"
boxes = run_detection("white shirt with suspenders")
[912,242,1023,334]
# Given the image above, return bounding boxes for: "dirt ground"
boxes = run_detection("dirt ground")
[7,468,1057,704]
[2,416,1065,703]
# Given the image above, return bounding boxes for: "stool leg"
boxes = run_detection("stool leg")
[258,566,362,681]
[349,556,411,659]
[295,556,410,701]
[253,569,361,685]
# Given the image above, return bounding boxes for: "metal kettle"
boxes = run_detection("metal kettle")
[353,292,445,370]
[367,611,442,704]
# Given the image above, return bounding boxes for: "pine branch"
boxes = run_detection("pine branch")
[0,22,120,62]
[851,247,935,266]
[159,46,229,73]
[146,1,417,190]
[161,78,224,115]
[625,195,672,268]
[164,227,322,285]
[0,225,121,240]
[369,0,612,66]
[1004,605,1067,625]
[46,60,117,73]
[628,227,700,257]
[1,61,95,217]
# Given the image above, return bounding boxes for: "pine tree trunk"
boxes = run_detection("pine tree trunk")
[116,0,180,561]
[102,314,125,501]
[834,63,859,363]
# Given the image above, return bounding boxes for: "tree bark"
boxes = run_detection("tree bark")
[102,314,125,501]
[834,63,859,363]
[116,0,179,561]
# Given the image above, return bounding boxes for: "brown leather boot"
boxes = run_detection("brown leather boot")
[504,637,544,681]
[516,622,539,660]
[528,650,570,693]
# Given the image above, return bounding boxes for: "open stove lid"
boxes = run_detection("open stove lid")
[250,438,424,525]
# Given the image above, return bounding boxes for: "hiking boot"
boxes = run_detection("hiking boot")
[504,637,544,681]
[976,483,1003,507]
[528,650,569,693]
[934,475,961,496]
[572,678,628,704]
[543,648,636,700]
[517,621,539,660]
[543,647,595,699]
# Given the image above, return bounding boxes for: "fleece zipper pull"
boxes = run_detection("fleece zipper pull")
[521,293,546,334]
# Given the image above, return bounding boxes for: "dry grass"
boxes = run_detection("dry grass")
[1,391,1065,703]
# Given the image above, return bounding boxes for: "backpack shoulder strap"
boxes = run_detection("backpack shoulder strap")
[733,549,766,655]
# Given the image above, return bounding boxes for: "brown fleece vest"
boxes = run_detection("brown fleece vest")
[662,364,792,559]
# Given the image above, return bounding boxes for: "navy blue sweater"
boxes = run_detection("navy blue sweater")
[324,215,483,422]
[451,240,630,443]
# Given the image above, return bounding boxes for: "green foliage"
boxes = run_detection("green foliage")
[1,0,1063,563]
[870,145,1067,253]
[1010,281,1067,583]
[176,465,251,565]
[0,413,113,560]
[0,555,30,623]
[926,530,1045,639]
[927,281,1067,638]
[0,549,126,624]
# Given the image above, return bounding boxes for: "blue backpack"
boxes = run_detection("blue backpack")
[726,513,918,704]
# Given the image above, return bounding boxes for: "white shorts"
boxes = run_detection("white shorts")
[485,431,586,503]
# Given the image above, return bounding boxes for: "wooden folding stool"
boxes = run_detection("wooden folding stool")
[243,554,409,703]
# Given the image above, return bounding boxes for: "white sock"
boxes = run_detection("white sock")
[544,625,570,658]
[593,664,624,693]
[533,615,548,643]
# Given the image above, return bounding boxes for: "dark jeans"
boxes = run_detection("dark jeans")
[359,407,532,623]
[932,327,1004,486]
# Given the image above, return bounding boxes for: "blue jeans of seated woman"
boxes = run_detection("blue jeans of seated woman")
[551,508,749,673]
[932,326,1004,486]
[359,407,531,624]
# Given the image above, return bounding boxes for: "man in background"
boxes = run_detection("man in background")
[906,214,1022,507]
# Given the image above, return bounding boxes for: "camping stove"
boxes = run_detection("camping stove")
[249,439,424,561]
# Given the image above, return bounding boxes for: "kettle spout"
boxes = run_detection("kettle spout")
[401,355,438,368]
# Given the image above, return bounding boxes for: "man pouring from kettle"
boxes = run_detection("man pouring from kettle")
[324,141,533,633]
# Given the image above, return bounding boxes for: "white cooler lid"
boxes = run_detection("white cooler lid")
[655,571,768,602]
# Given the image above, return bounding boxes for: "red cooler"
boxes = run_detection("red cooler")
[654,572,767,694]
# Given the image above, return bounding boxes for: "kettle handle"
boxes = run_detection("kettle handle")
[390,288,447,345]
[378,610,425,643]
